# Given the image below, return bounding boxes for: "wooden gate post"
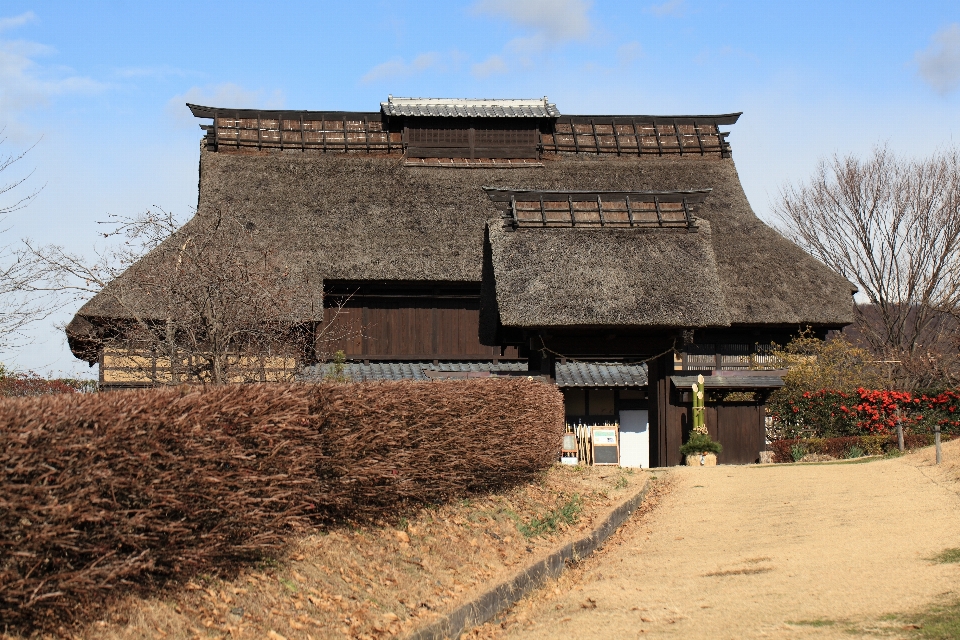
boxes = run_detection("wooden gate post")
[896,409,905,453]
[935,424,942,465]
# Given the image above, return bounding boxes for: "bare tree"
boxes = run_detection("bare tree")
[0,132,54,349]
[28,208,353,385]
[775,146,960,388]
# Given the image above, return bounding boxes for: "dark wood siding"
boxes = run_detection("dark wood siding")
[319,282,503,359]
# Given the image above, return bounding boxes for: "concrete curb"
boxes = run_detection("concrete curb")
[405,477,652,640]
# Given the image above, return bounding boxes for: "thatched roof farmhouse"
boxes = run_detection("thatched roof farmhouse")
[67,97,854,466]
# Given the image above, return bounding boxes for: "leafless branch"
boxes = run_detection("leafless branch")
[0,132,57,349]
[774,146,960,388]
[26,207,354,385]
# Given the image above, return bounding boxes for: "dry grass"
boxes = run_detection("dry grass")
[8,465,645,640]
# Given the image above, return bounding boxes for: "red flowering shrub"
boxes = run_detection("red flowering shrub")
[769,386,960,439]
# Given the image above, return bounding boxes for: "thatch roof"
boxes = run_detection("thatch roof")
[68,115,855,360]
[487,220,729,328]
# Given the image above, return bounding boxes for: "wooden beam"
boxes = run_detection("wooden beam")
[364,114,370,153]
[682,198,695,228]
[693,119,705,155]
[299,113,305,152]
[632,119,642,157]
[674,118,683,156]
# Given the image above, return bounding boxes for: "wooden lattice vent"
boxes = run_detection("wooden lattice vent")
[189,105,403,154]
[484,188,711,230]
[541,116,736,157]
[404,119,539,159]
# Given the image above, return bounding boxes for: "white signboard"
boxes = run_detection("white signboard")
[593,429,617,445]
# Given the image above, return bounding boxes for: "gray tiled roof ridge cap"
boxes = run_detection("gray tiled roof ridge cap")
[384,96,552,106]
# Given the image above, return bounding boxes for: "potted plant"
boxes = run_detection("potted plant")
[681,431,723,466]
[680,376,723,466]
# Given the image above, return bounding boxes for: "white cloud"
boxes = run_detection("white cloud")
[916,23,960,95]
[646,0,686,17]
[361,52,440,84]
[0,11,36,32]
[465,0,593,77]
[0,31,104,138]
[472,55,508,78]
[166,83,286,126]
[472,0,593,42]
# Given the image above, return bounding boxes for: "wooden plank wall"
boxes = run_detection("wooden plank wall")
[708,404,765,465]
[319,299,502,359]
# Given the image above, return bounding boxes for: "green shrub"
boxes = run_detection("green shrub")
[680,431,722,456]
[791,443,806,462]
[846,445,865,459]
[770,434,946,463]
[858,434,887,456]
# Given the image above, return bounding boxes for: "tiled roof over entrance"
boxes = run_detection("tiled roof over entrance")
[380,97,560,118]
[299,360,651,387]
[300,361,528,382]
[554,362,649,387]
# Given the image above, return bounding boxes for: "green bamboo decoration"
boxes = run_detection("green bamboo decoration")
[691,374,707,435]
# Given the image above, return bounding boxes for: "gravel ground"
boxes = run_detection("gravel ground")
[470,440,960,640]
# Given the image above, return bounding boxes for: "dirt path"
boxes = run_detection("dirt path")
[473,441,960,639]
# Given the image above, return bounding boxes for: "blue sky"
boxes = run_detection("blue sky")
[1,0,959,377]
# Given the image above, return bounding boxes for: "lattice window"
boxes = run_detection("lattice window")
[542,117,733,157]
[405,123,539,159]
[202,112,402,153]
[484,188,710,229]
[679,343,779,371]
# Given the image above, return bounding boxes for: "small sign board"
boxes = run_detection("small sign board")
[592,426,619,465]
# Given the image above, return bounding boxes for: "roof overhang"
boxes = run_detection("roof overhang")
[671,371,787,389]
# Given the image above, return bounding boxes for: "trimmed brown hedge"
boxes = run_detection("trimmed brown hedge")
[0,379,563,634]
[769,433,952,463]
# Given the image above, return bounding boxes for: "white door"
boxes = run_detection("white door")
[619,410,649,468]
